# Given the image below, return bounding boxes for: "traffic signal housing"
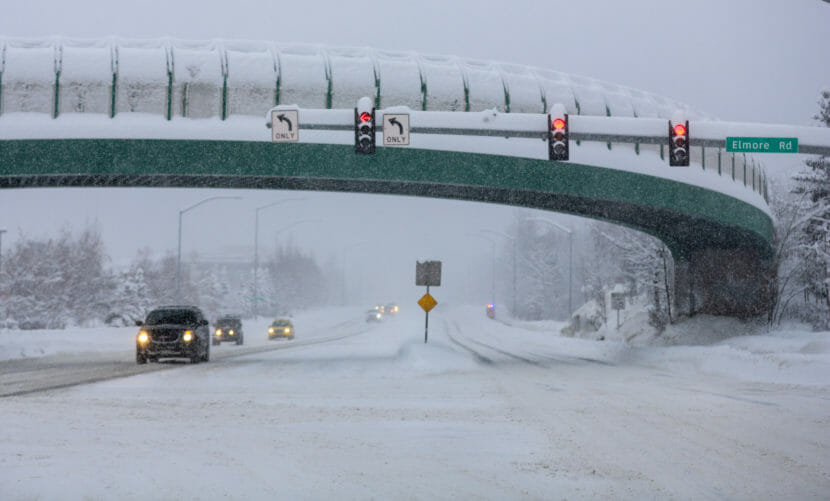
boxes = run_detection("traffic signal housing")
[354,97,376,155]
[548,108,569,161]
[669,120,690,166]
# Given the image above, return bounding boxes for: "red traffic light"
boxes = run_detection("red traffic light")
[359,112,372,123]
[552,117,566,130]
[673,123,687,136]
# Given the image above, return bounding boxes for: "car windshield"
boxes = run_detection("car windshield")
[145,310,198,325]
[217,318,241,328]
[272,320,290,326]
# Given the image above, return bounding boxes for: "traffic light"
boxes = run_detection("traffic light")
[548,105,569,161]
[669,120,690,166]
[354,97,376,155]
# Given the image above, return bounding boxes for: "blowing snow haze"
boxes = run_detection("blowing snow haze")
[1,1,830,499]
[0,0,827,277]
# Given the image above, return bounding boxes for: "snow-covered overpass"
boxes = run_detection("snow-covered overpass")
[2,37,828,317]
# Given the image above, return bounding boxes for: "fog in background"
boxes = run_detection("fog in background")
[1,0,828,307]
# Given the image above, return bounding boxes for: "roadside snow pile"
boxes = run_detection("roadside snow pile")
[561,293,657,344]
[634,328,830,386]
[0,326,134,362]
[657,314,767,346]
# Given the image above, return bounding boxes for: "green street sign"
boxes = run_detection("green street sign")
[726,137,798,153]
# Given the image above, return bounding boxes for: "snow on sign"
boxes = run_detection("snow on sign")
[271,110,299,142]
[416,260,441,286]
[383,113,410,146]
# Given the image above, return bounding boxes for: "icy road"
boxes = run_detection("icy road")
[1,306,828,499]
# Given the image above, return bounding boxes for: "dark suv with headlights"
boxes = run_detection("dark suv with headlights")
[213,315,244,345]
[136,306,210,364]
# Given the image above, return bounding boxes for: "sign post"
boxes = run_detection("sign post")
[611,292,625,329]
[416,260,441,343]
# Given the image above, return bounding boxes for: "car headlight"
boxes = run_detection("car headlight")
[229,330,234,335]
[268,327,275,334]
[284,327,291,334]
[137,331,149,344]
[376,313,381,319]
[183,331,193,342]
[215,329,222,336]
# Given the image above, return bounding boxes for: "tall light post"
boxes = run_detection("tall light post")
[273,219,322,251]
[0,229,6,319]
[468,233,496,306]
[0,229,5,324]
[340,240,371,305]
[177,196,241,303]
[481,229,517,317]
[253,198,305,317]
[259,218,321,316]
[0,229,6,280]
[528,217,573,315]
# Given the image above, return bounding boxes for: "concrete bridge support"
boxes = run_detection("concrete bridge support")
[674,248,774,319]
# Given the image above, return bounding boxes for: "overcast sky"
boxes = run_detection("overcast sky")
[1,0,828,304]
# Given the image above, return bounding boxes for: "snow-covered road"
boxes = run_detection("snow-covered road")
[1,305,828,499]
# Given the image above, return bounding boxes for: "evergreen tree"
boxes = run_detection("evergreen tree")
[791,90,830,328]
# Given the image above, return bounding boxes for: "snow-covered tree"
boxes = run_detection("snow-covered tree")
[106,266,152,325]
[790,90,830,328]
[503,211,571,320]
[268,243,328,314]
[589,223,674,330]
[0,226,111,328]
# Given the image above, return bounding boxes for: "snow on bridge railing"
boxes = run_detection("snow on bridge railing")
[5,37,830,207]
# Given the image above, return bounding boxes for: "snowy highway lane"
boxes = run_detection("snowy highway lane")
[0,310,368,397]
[2,305,829,499]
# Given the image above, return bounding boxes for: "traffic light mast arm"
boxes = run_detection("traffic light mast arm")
[266,107,830,156]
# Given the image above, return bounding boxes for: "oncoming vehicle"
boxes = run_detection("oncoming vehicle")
[136,306,210,364]
[213,315,244,346]
[366,309,383,323]
[385,303,400,315]
[486,303,496,319]
[268,318,294,340]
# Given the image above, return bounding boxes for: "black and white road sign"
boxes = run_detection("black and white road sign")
[383,113,410,146]
[271,109,299,142]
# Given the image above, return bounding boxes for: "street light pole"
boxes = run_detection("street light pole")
[273,219,322,252]
[528,217,573,315]
[253,198,305,317]
[469,233,496,306]
[481,229,517,317]
[340,240,370,306]
[0,228,6,296]
[0,229,6,270]
[176,196,241,303]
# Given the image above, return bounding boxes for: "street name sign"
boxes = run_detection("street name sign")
[271,110,299,142]
[726,137,798,153]
[383,113,410,146]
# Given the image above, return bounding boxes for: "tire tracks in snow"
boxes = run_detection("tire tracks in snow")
[443,319,612,368]
[0,318,369,398]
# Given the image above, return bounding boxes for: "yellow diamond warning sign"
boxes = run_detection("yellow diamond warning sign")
[418,293,437,313]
